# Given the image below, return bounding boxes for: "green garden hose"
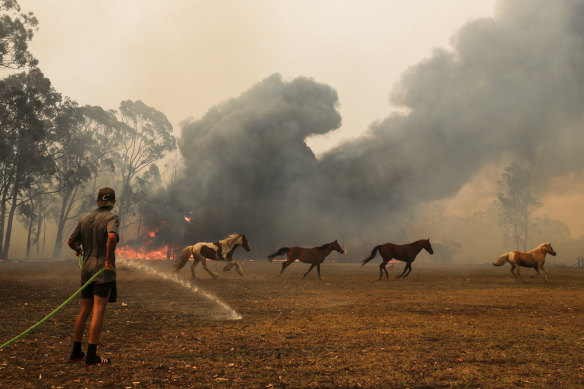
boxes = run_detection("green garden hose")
[0,267,108,349]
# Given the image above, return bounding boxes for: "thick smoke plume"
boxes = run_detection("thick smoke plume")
[151,0,584,257]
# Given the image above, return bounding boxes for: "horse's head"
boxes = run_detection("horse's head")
[239,234,251,252]
[332,240,344,254]
[423,239,434,255]
[543,242,556,256]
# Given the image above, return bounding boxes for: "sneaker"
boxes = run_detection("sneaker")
[68,351,85,363]
[84,354,111,367]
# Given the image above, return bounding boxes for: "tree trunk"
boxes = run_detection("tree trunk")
[52,187,73,258]
[0,184,10,256]
[26,213,33,258]
[36,198,43,256]
[2,187,19,258]
[118,174,132,242]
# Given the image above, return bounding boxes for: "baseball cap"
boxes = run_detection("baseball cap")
[97,187,116,202]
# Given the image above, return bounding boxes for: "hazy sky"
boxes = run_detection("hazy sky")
[18,0,495,154]
[10,0,584,247]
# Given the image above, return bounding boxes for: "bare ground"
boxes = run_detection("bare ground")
[1,259,583,388]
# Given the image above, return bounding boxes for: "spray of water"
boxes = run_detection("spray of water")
[117,258,242,320]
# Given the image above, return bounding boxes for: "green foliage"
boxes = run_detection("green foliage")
[0,0,38,69]
[0,68,61,256]
[114,100,176,236]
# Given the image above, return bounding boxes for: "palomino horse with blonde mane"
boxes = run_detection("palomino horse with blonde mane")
[361,239,434,280]
[492,242,556,282]
[267,240,344,279]
[175,233,250,279]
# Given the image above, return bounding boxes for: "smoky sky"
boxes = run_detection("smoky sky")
[155,0,584,256]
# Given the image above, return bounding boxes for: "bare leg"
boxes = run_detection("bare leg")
[88,294,109,345]
[515,266,524,282]
[303,263,316,278]
[73,297,93,342]
[531,267,540,278]
[316,264,322,280]
[510,265,519,281]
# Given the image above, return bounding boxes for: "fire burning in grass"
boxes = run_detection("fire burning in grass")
[117,245,169,260]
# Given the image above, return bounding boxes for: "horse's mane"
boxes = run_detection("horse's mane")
[533,242,551,250]
[316,241,335,250]
[220,233,243,245]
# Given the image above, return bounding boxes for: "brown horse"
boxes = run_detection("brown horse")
[492,242,556,282]
[361,239,434,280]
[267,240,344,279]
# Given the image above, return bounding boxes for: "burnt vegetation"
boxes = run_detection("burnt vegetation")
[1,261,583,388]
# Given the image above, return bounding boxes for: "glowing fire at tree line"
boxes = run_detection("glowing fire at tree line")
[118,216,375,263]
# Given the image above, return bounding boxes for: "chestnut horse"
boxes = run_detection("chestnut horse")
[361,239,434,280]
[267,240,344,279]
[492,242,556,282]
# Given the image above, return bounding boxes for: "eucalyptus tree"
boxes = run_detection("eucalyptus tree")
[496,162,541,251]
[113,100,175,238]
[131,163,162,245]
[0,0,38,69]
[49,101,122,257]
[0,68,60,257]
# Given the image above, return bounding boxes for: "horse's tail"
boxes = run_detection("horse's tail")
[493,253,509,266]
[267,247,290,261]
[175,246,193,271]
[361,245,381,266]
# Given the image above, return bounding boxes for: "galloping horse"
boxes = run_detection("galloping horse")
[492,242,556,282]
[267,240,344,279]
[361,239,434,280]
[175,233,250,279]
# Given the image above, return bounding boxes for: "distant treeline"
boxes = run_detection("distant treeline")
[0,0,176,258]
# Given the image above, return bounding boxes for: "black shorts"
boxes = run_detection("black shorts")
[81,281,117,302]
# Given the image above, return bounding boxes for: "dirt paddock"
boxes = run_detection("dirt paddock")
[1,259,583,388]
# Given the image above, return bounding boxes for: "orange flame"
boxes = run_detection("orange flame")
[117,245,169,260]
[184,216,192,223]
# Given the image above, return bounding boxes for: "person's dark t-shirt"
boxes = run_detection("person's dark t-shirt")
[69,207,119,284]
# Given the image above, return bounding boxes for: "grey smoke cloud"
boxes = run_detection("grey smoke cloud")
[174,74,341,251]
[160,0,584,256]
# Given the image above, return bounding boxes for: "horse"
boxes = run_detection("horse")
[267,240,344,279]
[361,239,434,280]
[175,233,250,279]
[492,242,556,282]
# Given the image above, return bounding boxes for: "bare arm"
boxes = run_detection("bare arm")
[68,238,82,256]
[105,232,117,271]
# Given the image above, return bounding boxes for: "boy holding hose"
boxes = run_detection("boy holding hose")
[67,187,119,366]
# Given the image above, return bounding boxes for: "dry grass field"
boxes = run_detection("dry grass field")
[1,258,583,388]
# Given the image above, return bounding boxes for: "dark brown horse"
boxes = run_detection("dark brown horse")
[267,240,344,279]
[361,239,434,279]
